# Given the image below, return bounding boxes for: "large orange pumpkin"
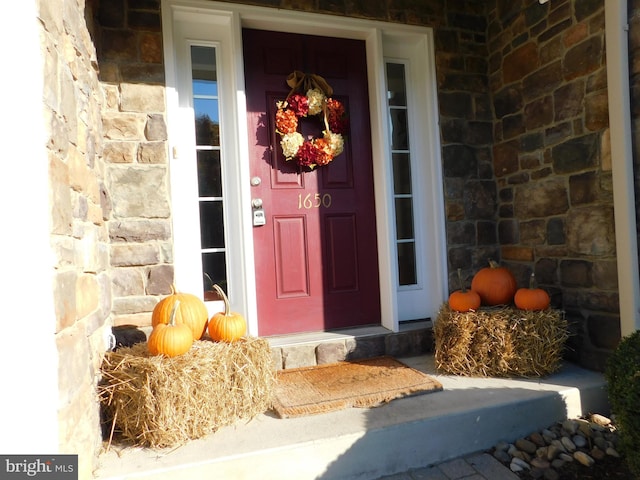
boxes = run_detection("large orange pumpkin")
[471,260,517,306]
[148,300,194,357]
[514,272,550,311]
[152,285,208,340]
[448,268,481,312]
[208,285,247,342]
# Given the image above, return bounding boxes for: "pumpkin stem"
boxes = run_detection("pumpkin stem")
[529,272,537,289]
[213,284,230,315]
[169,300,180,326]
[456,268,467,293]
[170,284,177,295]
[488,259,500,269]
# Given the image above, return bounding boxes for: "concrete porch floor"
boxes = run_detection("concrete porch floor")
[93,354,608,480]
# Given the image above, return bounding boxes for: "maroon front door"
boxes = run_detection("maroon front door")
[243,29,381,336]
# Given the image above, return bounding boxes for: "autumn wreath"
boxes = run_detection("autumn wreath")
[275,71,348,169]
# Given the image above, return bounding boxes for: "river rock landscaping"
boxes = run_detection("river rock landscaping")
[489,413,633,479]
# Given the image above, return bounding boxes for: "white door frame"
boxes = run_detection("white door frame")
[162,0,448,335]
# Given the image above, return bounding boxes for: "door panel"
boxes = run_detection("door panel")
[326,214,358,292]
[243,29,381,335]
[273,216,310,298]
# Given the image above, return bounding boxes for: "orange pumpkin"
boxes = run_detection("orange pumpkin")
[471,260,517,306]
[208,285,247,342]
[152,285,209,340]
[148,301,194,357]
[448,268,481,312]
[514,272,550,311]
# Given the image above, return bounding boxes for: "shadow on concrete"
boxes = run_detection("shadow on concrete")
[317,357,605,479]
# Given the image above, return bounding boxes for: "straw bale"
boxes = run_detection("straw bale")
[99,337,274,449]
[434,304,568,377]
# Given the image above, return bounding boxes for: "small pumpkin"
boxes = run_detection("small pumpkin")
[148,300,194,357]
[514,272,550,311]
[152,285,209,340]
[208,284,247,342]
[471,259,518,306]
[448,268,481,312]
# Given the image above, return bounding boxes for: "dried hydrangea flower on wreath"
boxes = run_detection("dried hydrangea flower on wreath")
[275,88,347,169]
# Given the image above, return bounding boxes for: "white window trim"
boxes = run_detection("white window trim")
[162,0,448,334]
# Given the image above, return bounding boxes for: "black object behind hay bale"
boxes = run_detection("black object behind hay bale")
[99,337,274,448]
[434,304,568,377]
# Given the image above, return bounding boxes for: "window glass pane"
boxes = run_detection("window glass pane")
[390,109,409,150]
[191,46,217,82]
[199,201,225,248]
[195,100,220,146]
[392,153,412,195]
[386,63,407,106]
[397,242,417,286]
[202,252,227,297]
[197,150,222,197]
[194,98,219,123]
[192,45,220,147]
[394,198,414,240]
[193,79,218,96]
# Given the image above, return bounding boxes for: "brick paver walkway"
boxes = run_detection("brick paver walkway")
[377,453,519,480]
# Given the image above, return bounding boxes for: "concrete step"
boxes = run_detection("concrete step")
[94,355,609,480]
[268,321,434,370]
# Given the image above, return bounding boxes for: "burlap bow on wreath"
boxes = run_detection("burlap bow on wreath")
[286,70,334,98]
[275,71,348,169]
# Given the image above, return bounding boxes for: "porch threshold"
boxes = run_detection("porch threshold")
[266,325,393,348]
[94,355,608,480]
[267,320,431,347]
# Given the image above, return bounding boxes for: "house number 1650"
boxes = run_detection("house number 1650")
[298,193,332,209]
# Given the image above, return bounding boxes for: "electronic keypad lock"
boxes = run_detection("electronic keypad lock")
[252,198,266,226]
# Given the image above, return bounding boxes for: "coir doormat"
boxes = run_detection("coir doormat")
[271,356,443,418]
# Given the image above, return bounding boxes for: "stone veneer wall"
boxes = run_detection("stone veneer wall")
[486,0,616,370]
[40,0,110,477]
[95,0,173,327]
[434,2,497,283]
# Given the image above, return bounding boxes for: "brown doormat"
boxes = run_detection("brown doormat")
[271,356,443,418]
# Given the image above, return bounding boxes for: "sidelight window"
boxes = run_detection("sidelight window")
[190,45,227,297]
[386,62,418,287]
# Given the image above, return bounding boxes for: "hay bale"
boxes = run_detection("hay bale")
[99,337,274,448]
[434,304,568,377]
